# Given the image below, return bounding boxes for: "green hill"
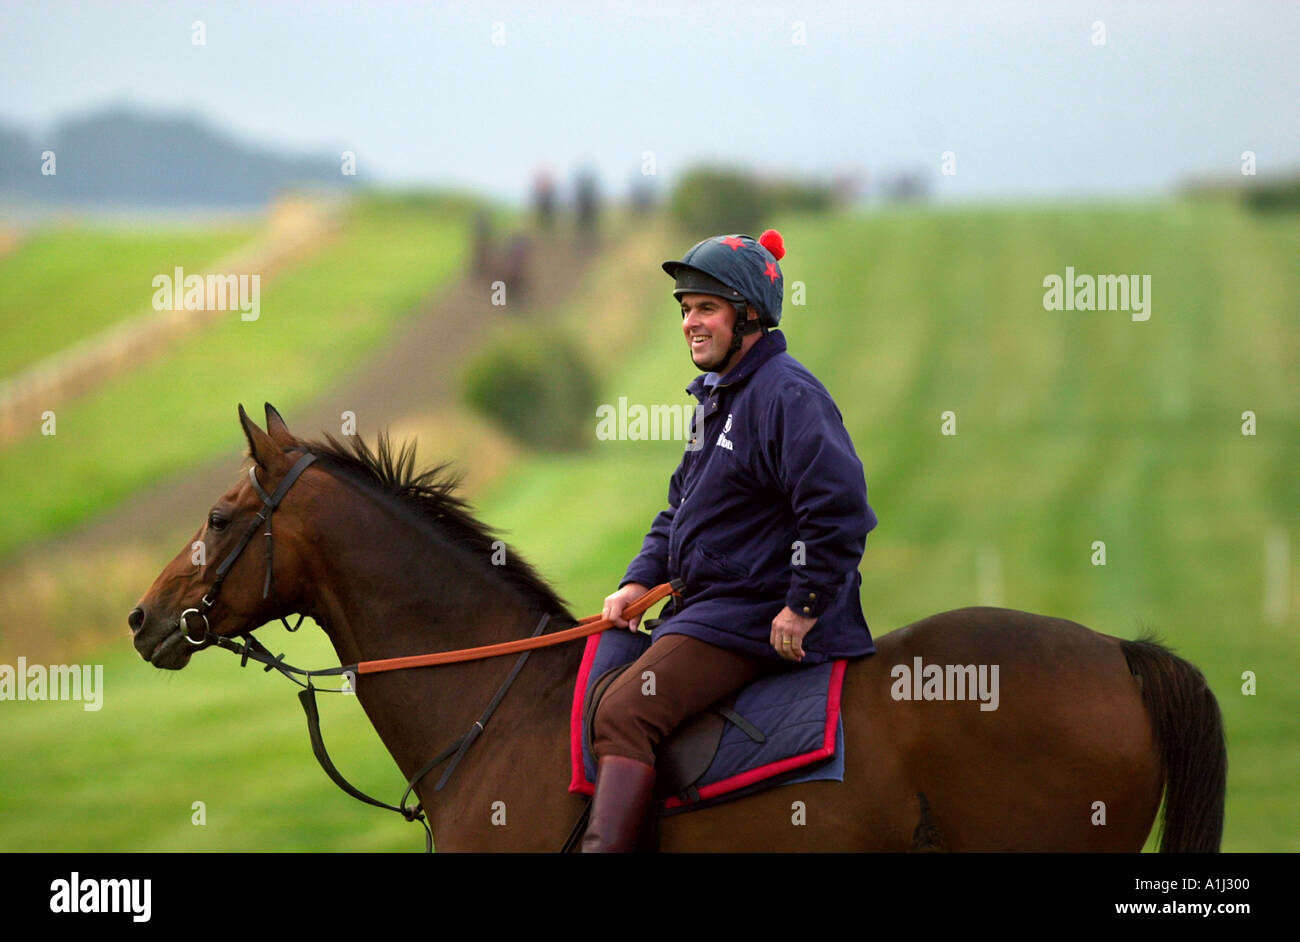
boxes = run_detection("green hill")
[0,194,472,558]
[0,223,257,378]
[475,201,1299,852]
[0,198,1294,851]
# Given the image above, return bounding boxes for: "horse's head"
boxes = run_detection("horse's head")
[129,403,318,670]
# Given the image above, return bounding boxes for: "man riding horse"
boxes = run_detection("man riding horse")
[585,229,879,851]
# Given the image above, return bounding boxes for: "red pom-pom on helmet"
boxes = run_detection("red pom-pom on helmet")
[758,228,785,260]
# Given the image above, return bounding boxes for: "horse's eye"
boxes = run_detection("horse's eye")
[208,511,228,531]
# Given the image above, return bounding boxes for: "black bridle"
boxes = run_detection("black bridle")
[179,451,318,646]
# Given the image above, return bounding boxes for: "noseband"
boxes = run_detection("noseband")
[179,451,318,645]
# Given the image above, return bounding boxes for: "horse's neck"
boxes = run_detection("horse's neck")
[297,487,579,849]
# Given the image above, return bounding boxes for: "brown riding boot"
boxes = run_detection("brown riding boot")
[580,755,657,852]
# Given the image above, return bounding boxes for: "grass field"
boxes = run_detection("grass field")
[0,197,1295,851]
[0,223,257,379]
[474,199,1300,852]
[0,194,471,559]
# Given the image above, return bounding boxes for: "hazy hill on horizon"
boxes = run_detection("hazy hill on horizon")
[0,105,360,210]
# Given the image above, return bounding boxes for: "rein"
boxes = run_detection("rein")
[205,578,681,681]
[182,446,682,851]
[210,580,681,852]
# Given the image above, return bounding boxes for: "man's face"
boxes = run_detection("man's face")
[680,293,738,372]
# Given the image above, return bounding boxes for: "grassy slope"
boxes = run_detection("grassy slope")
[0,636,412,851]
[0,196,469,558]
[1,200,1294,851]
[0,224,257,378]
[477,201,1299,851]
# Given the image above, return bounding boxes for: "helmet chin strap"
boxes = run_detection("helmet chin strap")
[697,300,764,375]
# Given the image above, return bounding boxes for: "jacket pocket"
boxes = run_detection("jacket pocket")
[692,541,750,580]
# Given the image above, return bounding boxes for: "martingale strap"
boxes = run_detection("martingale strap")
[295,612,553,853]
[212,578,683,851]
[192,447,686,850]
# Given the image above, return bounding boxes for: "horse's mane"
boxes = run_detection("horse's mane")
[288,429,574,623]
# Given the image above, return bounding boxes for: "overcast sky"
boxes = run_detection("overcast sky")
[2,1,1297,203]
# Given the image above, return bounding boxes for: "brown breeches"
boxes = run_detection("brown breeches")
[591,633,780,766]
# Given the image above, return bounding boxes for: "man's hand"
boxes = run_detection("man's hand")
[770,606,817,662]
[604,583,649,632]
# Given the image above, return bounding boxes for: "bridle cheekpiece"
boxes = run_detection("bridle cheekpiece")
[180,451,318,645]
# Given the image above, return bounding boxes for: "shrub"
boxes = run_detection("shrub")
[1243,176,1300,214]
[462,325,599,451]
[668,166,770,235]
[668,165,836,236]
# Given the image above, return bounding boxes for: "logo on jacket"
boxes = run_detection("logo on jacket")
[716,413,734,451]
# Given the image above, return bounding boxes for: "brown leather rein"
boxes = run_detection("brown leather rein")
[207,580,682,853]
[354,580,681,673]
[183,448,682,670]
[188,450,683,851]
[202,579,681,681]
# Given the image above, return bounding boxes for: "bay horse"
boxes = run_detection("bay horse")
[129,404,1226,851]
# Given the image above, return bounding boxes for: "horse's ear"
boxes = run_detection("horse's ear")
[264,402,295,448]
[238,403,280,469]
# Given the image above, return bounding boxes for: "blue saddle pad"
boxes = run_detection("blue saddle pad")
[569,629,847,813]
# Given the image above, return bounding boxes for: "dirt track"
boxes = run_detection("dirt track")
[0,196,343,447]
[77,228,594,550]
[0,219,607,657]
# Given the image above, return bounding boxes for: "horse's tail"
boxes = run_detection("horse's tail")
[1120,637,1227,852]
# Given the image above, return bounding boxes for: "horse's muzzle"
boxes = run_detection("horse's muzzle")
[129,605,196,670]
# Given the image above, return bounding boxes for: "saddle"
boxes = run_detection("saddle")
[570,623,848,814]
[582,659,768,803]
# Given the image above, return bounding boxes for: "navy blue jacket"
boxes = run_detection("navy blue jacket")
[621,330,877,664]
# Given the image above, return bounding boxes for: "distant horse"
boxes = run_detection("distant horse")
[129,404,1226,851]
[496,233,532,306]
[470,210,493,277]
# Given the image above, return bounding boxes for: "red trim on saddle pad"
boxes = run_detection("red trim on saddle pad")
[569,633,846,803]
[568,633,602,796]
[660,658,845,807]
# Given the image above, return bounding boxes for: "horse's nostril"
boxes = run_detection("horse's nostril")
[128,606,145,634]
